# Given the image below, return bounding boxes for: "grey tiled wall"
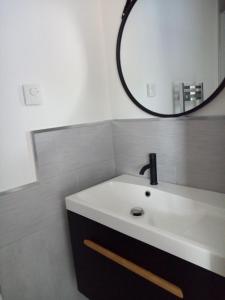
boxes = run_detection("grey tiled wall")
[113,118,225,193]
[0,121,116,300]
[0,117,225,300]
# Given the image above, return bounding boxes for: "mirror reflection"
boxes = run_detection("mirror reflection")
[121,0,225,115]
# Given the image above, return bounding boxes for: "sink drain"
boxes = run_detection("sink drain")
[130,207,145,217]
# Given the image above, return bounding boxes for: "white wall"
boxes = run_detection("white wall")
[1,0,225,192]
[100,0,225,119]
[100,0,148,119]
[0,0,111,192]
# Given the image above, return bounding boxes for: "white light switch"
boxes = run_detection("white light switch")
[23,85,42,105]
[147,83,156,98]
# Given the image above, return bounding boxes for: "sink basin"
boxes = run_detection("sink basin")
[66,174,225,278]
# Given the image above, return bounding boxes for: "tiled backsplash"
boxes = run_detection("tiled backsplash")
[113,117,225,193]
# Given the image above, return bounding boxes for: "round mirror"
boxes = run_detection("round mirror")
[117,0,225,117]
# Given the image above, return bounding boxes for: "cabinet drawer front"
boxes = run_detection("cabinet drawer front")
[68,212,225,300]
[84,239,184,299]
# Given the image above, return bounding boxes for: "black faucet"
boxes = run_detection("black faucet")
[139,153,158,185]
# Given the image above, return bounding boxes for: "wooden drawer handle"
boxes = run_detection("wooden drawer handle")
[84,240,184,299]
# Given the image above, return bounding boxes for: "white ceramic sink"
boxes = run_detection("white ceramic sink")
[66,175,225,278]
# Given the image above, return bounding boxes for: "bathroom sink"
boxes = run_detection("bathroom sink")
[66,175,225,278]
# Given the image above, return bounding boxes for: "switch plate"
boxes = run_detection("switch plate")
[147,83,156,97]
[23,85,42,105]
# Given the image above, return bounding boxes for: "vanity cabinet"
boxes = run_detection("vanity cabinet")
[68,212,225,300]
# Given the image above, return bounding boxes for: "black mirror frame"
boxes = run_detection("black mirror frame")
[116,0,225,118]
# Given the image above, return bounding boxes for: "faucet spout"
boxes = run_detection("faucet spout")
[139,153,158,185]
[139,164,151,175]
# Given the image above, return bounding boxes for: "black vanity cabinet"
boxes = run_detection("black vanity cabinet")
[67,212,225,300]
